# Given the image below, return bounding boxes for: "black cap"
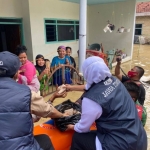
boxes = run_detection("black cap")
[0,51,20,77]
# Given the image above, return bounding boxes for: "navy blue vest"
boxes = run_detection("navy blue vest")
[83,76,147,150]
[0,78,41,150]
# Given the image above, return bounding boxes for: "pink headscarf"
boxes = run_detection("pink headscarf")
[82,56,112,90]
[57,46,66,51]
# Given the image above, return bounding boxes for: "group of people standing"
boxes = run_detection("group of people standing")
[0,45,76,150]
[15,45,76,94]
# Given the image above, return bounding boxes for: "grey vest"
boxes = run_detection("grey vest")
[0,78,41,150]
[82,76,147,150]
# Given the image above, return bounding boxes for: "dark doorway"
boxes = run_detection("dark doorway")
[0,24,21,54]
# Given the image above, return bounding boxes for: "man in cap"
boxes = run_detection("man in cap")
[0,51,66,150]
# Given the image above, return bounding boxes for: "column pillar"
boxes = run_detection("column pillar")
[79,0,87,73]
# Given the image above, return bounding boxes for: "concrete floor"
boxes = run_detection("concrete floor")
[35,44,150,149]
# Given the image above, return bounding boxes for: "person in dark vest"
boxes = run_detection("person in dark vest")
[0,51,67,150]
[66,56,147,150]
[115,56,145,105]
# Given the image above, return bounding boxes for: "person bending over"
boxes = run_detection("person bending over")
[66,56,147,150]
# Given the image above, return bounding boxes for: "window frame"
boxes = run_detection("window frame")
[135,24,143,36]
[0,17,25,45]
[44,18,79,44]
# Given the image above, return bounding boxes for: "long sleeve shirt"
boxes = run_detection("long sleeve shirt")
[74,97,103,150]
[31,91,54,117]
[18,60,40,92]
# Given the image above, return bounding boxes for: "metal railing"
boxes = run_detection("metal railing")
[41,64,84,97]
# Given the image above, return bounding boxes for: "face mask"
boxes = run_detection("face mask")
[127,71,138,78]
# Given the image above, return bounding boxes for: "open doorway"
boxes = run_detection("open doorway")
[0,18,24,54]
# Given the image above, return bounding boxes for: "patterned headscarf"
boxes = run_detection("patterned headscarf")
[57,46,66,51]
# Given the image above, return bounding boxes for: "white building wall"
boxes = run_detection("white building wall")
[88,0,136,58]
[0,0,33,60]
[0,0,136,63]
[0,0,22,17]
[0,0,80,61]
[21,0,33,60]
[29,0,80,62]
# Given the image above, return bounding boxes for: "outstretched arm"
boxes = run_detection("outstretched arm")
[31,91,66,118]
[115,60,122,81]
[67,97,102,132]
[47,90,67,103]
[66,84,85,92]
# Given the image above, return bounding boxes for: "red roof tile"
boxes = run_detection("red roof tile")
[136,2,150,13]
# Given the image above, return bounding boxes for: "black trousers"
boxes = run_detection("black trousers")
[71,131,96,150]
[34,134,54,150]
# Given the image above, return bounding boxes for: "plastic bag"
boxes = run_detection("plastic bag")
[54,99,81,132]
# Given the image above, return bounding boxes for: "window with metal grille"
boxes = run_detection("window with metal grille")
[45,19,79,43]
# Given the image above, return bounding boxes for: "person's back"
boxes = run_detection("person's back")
[0,51,40,150]
[66,56,147,150]
[83,76,147,150]
[0,78,40,150]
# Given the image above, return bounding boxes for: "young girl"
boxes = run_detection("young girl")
[35,54,51,92]
[16,45,40,92]
[51,46,72,86]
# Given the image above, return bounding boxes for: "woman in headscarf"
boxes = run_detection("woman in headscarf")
[35,54,50,91]
[51,46,72,86]
[66,56,147,150]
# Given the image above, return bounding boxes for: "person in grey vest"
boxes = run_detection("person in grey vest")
[0,51,67,150]
[66,56,147,150]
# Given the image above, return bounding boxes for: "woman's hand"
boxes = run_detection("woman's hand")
[62,112,70,117]
[65,84,85,92]
[65,84,74,91]
[18,69,25,74]
[45,68,49,74]
[42,68,49,75]
[38,68,50,81]
[66,124,75,131]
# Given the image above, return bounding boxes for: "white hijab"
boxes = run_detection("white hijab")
[82,56,112,90]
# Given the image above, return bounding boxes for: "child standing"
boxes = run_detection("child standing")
[66,47,76,69]
[66,47,76,78]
